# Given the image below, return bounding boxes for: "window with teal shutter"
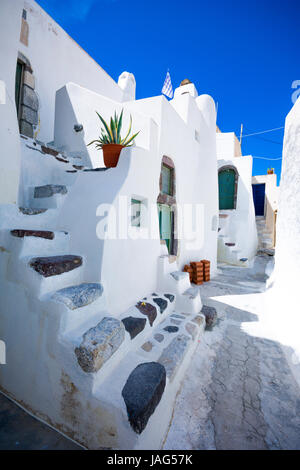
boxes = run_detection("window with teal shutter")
[162,165,172,195]
[131,198,141,227]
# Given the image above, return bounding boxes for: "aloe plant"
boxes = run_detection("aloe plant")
[87,109,139,149]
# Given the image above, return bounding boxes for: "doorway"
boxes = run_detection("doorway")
[218,167,237,210]
[157,156,177,256]
[252,183,265,216]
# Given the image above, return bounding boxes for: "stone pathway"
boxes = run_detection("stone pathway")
[163,255,300,450]
[1,255,299,450]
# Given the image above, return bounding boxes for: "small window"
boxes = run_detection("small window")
[131,198,142,227]
[162,164,173,195]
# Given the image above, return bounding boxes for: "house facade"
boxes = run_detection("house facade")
[252,173,278,249]
[216,129,258,266]
[0,0,220,449]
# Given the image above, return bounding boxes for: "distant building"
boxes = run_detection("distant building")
[252,173,278,250]
[216,129,258,266]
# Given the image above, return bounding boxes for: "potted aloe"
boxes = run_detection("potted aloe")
[88,109,139,167]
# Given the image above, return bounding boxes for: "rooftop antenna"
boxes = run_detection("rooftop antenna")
[239,123,243,147]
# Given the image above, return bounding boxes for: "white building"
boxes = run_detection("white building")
[0,0,220,449]
[216,129,258,266]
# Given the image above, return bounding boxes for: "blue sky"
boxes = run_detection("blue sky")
[37,0,300,181]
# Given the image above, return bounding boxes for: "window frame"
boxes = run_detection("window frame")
[131,198,142,228]
[161,164,173,196]
[15,60,24,123]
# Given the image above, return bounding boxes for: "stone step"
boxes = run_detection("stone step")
[26,184,69,210]
[11,229,54,239]
[6,230,70,257]
[86,309,206,449]
[7,253,85,297]
[29,255,82,277]
[34,184,68,198]
[183,287,199,300]
[160,270,201,313]
[225,242,236,247]
[170,271,188,282]
[168,270,191,296]
[63,292,177,374]
[42,282,107,336]
[19,207,48,215]
[51,282,103,310]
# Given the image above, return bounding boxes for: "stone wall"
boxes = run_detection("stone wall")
[17,52,39,138]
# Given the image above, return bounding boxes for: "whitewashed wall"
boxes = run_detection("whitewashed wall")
[216,132,241,159]
[252,173,278,245]
[268,98,300,362]
[217,130,258,262]
[54,83,218,315]
[0,0,23,204]
[0,0,128,205]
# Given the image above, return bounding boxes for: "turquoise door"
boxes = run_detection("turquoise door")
[158,204,172,252]
[218,169,236,210]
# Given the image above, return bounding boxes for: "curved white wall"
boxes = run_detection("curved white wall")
[54,84,218,315]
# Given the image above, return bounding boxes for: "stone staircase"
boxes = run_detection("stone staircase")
[157,246,202,313]
[0,137,208,449]
[217,212,249,267]
[256,216,274,254]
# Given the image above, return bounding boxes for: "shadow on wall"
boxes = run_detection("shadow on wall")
[56,148,132,283]
[54,85,104,168]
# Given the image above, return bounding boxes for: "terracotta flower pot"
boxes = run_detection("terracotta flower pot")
[102,144,124,168]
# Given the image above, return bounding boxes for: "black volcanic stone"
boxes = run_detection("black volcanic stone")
[201,305,217,329]
[11,229,54,240]
[29,255,82,277]
[163,326,179,333]
[122,317,147,339]
[136,302,157,326]
[34,184,67,198]
[153,297,168,314]
[19,207,47,215]
[164,294,175,303]
[122,362,166,434]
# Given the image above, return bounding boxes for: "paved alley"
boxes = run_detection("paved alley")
[164,255,300,450]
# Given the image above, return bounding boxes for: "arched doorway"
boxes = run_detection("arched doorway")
[218,166,238,210]
[157,156,178,255]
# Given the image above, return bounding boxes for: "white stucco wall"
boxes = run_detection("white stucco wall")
[53,83,218,315]
[270,98,300,331]
[18,0,127,143]
[252,173,278,244]
[217,155,258,261]
[0,0,129,205]
[275,99,300,283]
[0,0,23,204]
[254,98,300,380]
[216,132,242,159]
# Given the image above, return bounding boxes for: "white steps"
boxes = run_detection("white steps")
[217,211,249,267]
